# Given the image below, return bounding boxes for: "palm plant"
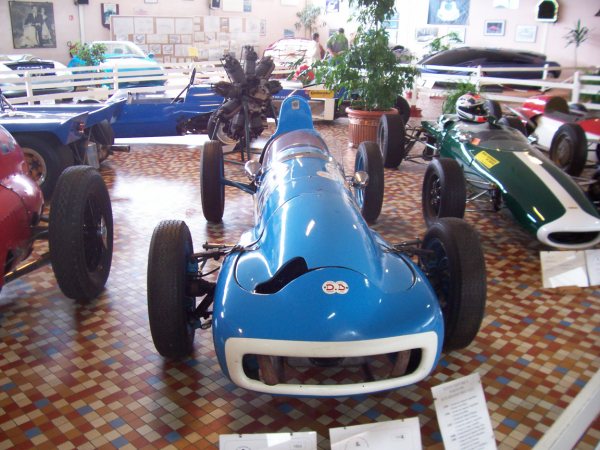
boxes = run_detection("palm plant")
[564,19,589,68]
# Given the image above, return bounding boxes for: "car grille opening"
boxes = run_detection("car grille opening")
[548,231,600,245]
[242,350,422,386]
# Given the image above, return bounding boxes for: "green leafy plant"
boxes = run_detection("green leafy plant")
[426,31,462,55]
[442,80,478,114]
[564,19,589,67]
[70,42,107,66]
[313,0,418,111]
[295,4,324,37]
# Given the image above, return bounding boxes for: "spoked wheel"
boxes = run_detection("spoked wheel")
[147,220,196,359]
[18,135,72,199]
[201,140,225,223]
[354,141,384,223]
[422,158,466,227]
[549,123,587,176]
[420,218,486,351]
[378,113,407,168]
[49,166,113,301]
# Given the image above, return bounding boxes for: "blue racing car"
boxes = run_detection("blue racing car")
[146,96,487,396]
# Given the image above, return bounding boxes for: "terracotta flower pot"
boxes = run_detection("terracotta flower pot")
[346,107,398,148]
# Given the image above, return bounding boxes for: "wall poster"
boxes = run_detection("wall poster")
[9,1,56,48]
[427,0,470,26]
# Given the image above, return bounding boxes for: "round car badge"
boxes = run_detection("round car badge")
[322,281,349,294]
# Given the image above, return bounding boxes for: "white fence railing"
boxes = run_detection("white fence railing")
[2,62,599,110]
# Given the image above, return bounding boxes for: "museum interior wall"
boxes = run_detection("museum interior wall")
[0,0,598,69]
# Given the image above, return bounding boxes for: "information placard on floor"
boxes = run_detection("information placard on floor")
[329,417,421,450]
[432,372,497,450]
[219,431,317,449]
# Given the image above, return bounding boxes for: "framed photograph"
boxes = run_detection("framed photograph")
[101,3,119,29]
[484,20,505,36]
[9,1,57,48]
[515,25,537,43]
[144,0,158,3]
[210,0,221,9]
[427,0,470,25]
[415,27,439,42]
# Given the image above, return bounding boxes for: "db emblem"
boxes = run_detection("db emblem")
[322,281,349,294]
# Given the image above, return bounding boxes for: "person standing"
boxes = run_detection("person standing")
[326,28,348,57]
[307,32,324,65]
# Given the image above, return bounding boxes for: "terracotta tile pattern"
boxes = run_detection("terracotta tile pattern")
[1,97,599,449]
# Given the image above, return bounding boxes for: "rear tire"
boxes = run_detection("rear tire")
[395,96,411,124]
[17,134,71,199]
[484,100,502,120]
[422,158,466,227]
[549,123,587,176]
[147,220,196,359]
[420,218,486,351]
[354,141,384,223]
[377,113,407,168]
[49,166,113,301]
[201,140,225,223]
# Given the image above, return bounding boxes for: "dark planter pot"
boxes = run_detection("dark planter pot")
[346,107,397,148]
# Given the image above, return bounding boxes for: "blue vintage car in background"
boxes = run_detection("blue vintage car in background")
[0,91,125,198]
[146,96,487,397]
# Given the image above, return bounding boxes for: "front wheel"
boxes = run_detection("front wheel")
[201,140,225,223]
[354,141,384,223]
[49,166,113,301]
[420,218,486,351]
[422,158,466,227]
[549,123,587,176]
[378,113,407,168]
[147,220,196,359]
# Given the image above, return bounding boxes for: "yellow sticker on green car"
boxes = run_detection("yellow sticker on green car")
[475,151,499,169]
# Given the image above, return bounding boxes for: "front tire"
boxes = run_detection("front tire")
[422,158,466,227]
[147,220,196,359]
[420,218,486,351]
[354,141,384,223]
[395,96,411,124]
[201,140,225,223]
[549,123,587,176]
[484,100,502,120]
[49,166,113,301]
[378,113,407,168]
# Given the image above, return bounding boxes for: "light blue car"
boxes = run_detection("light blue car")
[146,96,487,397]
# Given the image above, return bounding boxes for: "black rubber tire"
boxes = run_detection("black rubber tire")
[147,220,196,359]
[395,96,411,124]
[422,158,466,227]
[354,141,384,223]
[484,99,502,120]
[49,166,113,301]
[549,123,588,176]
[17,134,71,199]
[201,140,225,223]
[91,120,115,146]
[420,217,486,351]
[378,113,407,168]
[207,113,218,140]
[498,116,527,136]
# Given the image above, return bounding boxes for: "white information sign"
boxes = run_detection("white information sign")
[432,373,497,450]
[219,431,317,449]
[330,418,421,450]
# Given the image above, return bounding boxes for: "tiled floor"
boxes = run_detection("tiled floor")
[1,95,599,449]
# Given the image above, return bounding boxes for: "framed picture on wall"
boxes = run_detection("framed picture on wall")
[515,25,537,43]
[101,3,119,29]
[9,1,57,48]
[484,20,505,36]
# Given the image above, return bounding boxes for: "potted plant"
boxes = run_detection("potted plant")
[314,0,418,146]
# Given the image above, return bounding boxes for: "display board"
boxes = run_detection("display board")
[111,15,261,62]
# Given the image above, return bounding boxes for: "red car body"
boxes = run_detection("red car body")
[0,124,43,289]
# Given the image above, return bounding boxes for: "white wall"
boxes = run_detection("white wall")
[0,0,597,68]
